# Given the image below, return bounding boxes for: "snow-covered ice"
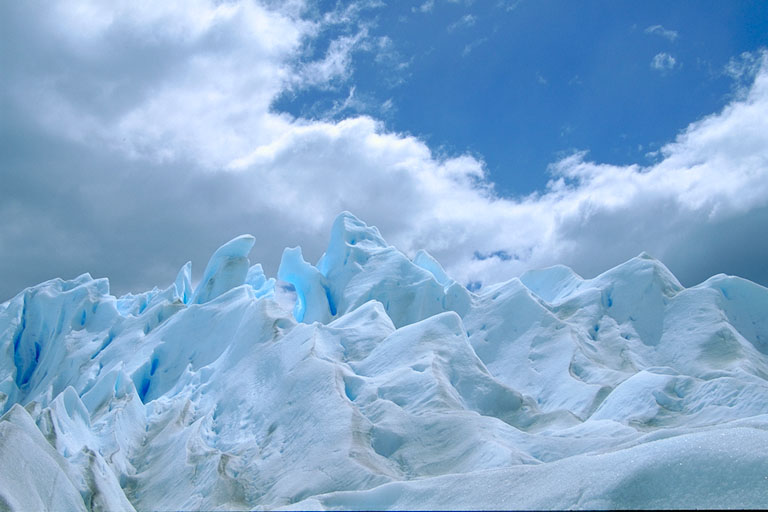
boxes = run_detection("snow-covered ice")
[1,212,767,510]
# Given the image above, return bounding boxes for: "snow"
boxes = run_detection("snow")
[1,211,767,510]
[284,427,768,510]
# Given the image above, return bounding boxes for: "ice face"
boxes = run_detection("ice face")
[244,263,276,299]
[191,234,256,305]
[174,261,193,304]
[1,211,767,510]
[277,246,333,323]
[278,212,472,328]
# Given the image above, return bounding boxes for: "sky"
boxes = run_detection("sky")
[1,0,768,301]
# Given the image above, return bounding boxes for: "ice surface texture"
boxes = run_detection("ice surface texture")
[1,211,767,510]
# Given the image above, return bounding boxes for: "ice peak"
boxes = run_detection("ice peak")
[245,263,276,299]
[333,211,387,247]
[519,264,582,303]
[191,234,256,305]
[598,251,684,296]
[277,246,334,323]
[208,234,256,259]
[318,212,388,276]
[173,262,192,304]
[413,249,451,287]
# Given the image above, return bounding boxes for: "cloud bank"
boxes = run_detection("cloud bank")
[1,1,768,300]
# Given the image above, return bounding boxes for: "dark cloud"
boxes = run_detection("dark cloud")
[0,98,322,300]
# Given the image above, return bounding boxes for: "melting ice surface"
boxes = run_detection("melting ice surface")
[1,212,768,510]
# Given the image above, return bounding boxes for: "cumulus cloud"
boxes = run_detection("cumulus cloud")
[645,24,678,42]
[651,52,677,71]
[1,1,768,301]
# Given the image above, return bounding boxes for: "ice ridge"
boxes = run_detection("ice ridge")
[1,212,767,510]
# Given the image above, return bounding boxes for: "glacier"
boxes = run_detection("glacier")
[1,211,767,510]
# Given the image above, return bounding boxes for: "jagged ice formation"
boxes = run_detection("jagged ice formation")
[1,212,767,510]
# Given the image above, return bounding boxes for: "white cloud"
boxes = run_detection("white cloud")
[497,1,523,12]
[2,2,768,299]
[645,24,678,42]
[292,29,368,89]
[412,1,479,15]
[724,51,766,99]
[462,37,488,57]
[5,1,308,168]
[448,14,477,31]
[413,0,435,13]
[651,52,677,71]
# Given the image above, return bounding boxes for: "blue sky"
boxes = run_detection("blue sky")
[1,0,768,300]
[277,1,768,195]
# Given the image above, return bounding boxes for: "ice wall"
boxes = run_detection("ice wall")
[1,212,767,510]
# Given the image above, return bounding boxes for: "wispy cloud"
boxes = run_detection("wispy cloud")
[645,24,678,42]
[651,52,677,72]
[568,75,583,86]
[293,30,368,89]
[724,51,766,98]
[497,0,523,12]
[462,37,488,57]
[413,0,435,13]
[372,35,412,87]
[448,14,476,31]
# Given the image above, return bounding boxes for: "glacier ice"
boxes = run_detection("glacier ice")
[1,211,768,510]
[191,234,256,305]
